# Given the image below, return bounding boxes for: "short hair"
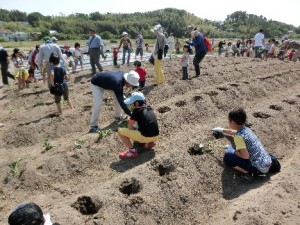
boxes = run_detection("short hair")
[49,53,60,65]
[259,29,264,33]
[8,203,44,225]
[74,42,80,48]
[89,28,95,33]
[135,100,146,107]
[228,108,247,125]
[183,44,189,49]
[133,60,141,67]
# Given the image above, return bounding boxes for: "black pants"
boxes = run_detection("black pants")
[193,51,206,76]
[182,67,188,80]
[113,57,118,66]
[1,62,15,85]
[139,80,145,88]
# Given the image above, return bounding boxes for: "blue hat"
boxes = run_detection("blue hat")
[124,92,145,105]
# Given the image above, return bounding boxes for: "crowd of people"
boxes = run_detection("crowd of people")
[217,29,300,61]
[0,25,294,224]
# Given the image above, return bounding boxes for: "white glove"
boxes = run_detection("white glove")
[212,127,224,133]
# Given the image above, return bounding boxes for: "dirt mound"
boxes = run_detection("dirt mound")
[1,57,300,224]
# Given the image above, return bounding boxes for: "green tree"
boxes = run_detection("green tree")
[28,12,44,27]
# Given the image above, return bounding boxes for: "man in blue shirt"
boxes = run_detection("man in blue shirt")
[186,25,207,77]
[89,70,140,133]
[88,28,103,74]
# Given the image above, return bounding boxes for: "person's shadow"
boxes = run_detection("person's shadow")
[221,167,273,200]
[110,142,156,172]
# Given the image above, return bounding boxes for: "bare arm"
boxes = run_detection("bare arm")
[50,71,55,86]
[127,120,135,130]
[223,128,237,136]
[118,39,123,50]
[235,148,249,159]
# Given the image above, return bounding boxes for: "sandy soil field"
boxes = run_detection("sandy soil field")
[0,55,300,225]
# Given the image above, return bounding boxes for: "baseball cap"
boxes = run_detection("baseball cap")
[123,70,140,86]
[43,36,51,43]
[122,31,128,36]
[112,45,117,48]
[124,92,145,105]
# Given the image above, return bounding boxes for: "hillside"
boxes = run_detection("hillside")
[0,8,299,40]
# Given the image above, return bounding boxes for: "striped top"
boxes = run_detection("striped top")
[234,126,272,173]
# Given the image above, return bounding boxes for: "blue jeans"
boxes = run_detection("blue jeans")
[122,47,131,64]
[223,146,260,175]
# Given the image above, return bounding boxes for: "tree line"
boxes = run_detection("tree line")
[0,8,299,41]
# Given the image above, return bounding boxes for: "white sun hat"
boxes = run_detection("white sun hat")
[123,70,140,86]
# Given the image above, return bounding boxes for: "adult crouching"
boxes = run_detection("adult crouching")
[89,70,140,133]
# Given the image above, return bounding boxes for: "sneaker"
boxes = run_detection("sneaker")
[88,126,100,133]
[119,149,138,159]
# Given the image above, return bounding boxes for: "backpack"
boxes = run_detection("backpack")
[268,154,281,173]
[50,83,65,96]
[204,37,213,52]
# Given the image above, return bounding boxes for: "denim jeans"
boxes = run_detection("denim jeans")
[223,146,260,175]
[122,47,131,64]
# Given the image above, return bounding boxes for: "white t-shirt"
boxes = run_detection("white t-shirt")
[73,48,82,58]
[254,32,264,47]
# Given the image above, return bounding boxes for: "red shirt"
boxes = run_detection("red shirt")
[113,49,118,58]
[135,67,147,81]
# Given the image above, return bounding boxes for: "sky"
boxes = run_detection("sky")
[0,0,299,27]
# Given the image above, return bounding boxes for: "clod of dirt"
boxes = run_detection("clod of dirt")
[129,196,144,207]
[283,99,296,105]
[151,159,175,177]
[82,105,92,111]
[156,164,173,176]
[217,86,228,91]
[193,95,202,101]
[205,91,219,96]
[188,144,204,155]
[269,104,283,111]
[119,178,141,196]
[158,106,171,114]
[175,101,187,107]
[71,195,102,215]
[46,113,59,119]
[233,210,242,221]
[253,112,271,119]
